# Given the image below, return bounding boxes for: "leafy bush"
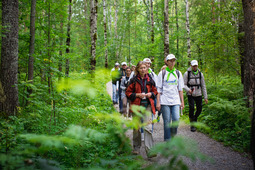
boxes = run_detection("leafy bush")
[188,76,251,152]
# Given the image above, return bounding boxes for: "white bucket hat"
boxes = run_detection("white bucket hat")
[166,54,177,61]
[190,60,198,66]
[143,58,152,63]
[121,62,127,66]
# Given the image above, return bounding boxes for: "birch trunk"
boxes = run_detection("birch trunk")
[175,0,179,62]
[103,0,108,68]
[114,0,119,61]
[90,0,98,75]
[185,0,191,59]
[164,0,169,58]
[150,0,155,69]
[0,0,19,115]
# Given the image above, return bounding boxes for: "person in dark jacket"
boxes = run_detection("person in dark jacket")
[120,67,132,118]
[183,60,208,132]
[118,62,127,113]
[126,61,158,156]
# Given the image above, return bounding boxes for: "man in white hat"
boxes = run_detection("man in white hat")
[118,62,127,113]
[183,60,208,132]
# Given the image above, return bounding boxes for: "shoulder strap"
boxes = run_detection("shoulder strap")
[187,71,191,87]
[162,69,166,85]
[176,69,180,79]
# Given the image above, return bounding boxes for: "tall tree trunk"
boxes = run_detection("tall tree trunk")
[90,0,98,78]
[27,0,37,98]
[58,20,63,81]
[143,0,151,40]
[0,0,19,116]
[164,0,169,58]
[66,0,72,77]
[103,0,108,68]
[185,0,191,59]
[175,0,179,66]
[114,0,119,61]
[242,0,255,166]
[242,0,255,108]
[150,0,155,69]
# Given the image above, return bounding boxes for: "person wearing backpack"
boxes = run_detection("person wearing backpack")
[117,62,127,113]
[111,63,120,104]
[120,67,132,118]
[125,61,158,156]
[183,60,208,132]
[156,54,184,141]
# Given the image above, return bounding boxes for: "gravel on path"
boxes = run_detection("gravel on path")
[106,81,253,170]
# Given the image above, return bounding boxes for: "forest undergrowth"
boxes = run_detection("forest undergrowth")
[0,71,251,169]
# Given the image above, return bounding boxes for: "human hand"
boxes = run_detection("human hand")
[146,93,152,98]
[137,93,146,99]
[189,88,194,94]
[156,103,161,111]
[204,99,208,104]
[180,102,185,109]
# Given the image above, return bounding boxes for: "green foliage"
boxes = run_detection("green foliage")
[188,76,250,152]
[146,137,210,170]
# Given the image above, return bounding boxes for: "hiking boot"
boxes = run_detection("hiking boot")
[191,126,196,132]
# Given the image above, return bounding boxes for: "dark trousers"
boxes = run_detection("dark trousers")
[188,95,202,122]
[119,88,123,113]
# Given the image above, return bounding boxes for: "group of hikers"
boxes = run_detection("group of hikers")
[110,54,208,157]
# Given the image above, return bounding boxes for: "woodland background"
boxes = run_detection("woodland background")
[0,0,255,169]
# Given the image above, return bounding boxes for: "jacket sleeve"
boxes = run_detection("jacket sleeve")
[120,79,126,90]
[150,84,158,99]
[183,71,190,92]
[200,72,208,99]
[156,71,163,94]
[125,81,136,101]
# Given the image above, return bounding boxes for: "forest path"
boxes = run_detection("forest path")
[106,81,253,170]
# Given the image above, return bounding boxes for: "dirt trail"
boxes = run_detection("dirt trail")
[106,81,253,170]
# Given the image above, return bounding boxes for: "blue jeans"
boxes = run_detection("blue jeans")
[112,83,119,103]
[161,105,180,141]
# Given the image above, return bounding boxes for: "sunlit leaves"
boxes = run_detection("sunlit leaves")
[56,78,96,97]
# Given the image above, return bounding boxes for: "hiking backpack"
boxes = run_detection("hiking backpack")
[187,71,202,89]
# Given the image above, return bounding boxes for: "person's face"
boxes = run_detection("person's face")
[138,64,147,76]
[132,66,136,71]
[122,64,127,70]
[145,62,151,69]
[115,65,119,69]
[126,69,131,76]
[167,59,176,68]
[191,65,198,71]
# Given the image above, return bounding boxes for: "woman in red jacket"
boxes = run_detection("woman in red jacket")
[125,61,158,156]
